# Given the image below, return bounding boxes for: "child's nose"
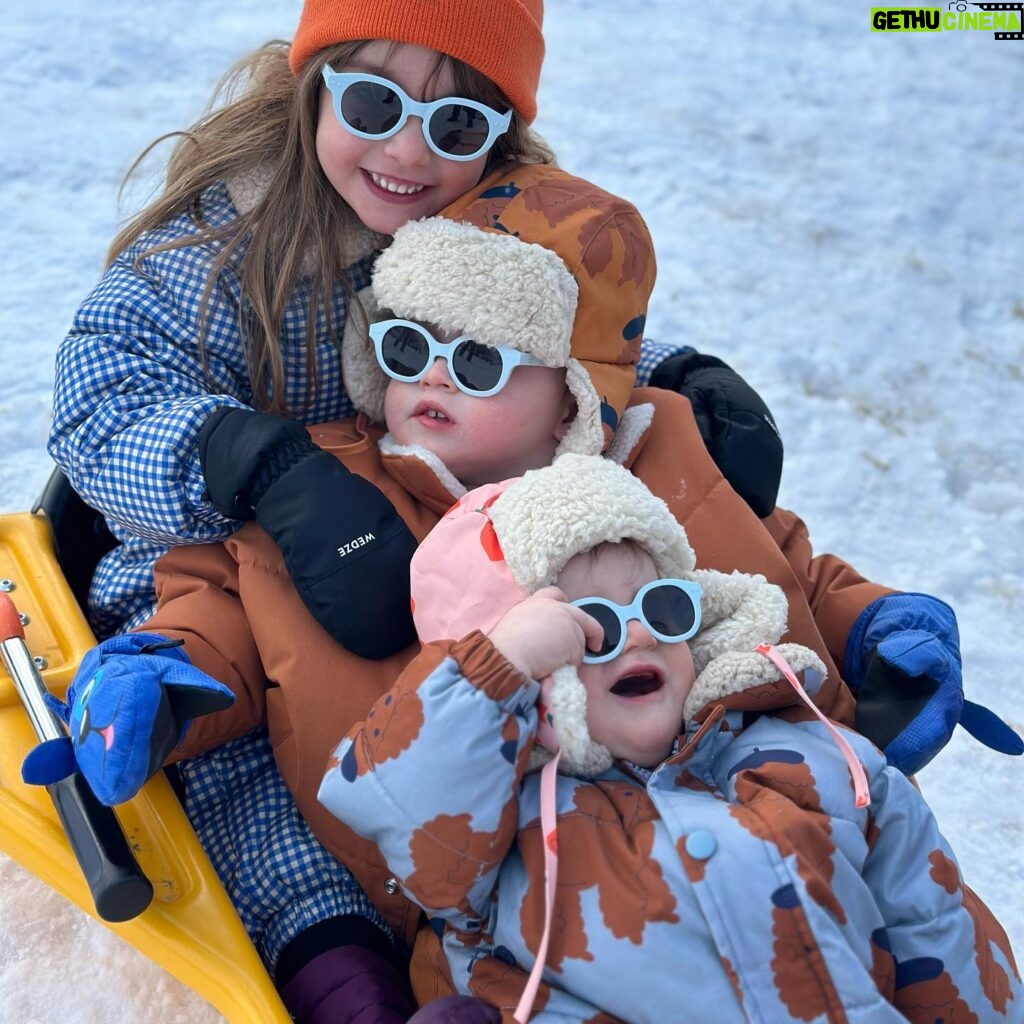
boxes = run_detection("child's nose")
[420,356,454,388]
[622,617,657,653]
[382,115,432,167]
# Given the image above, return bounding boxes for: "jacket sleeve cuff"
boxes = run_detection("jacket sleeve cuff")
[444,631,537,706]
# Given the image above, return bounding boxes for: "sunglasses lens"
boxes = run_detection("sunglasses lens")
[428,104,491,157]
[642,584,698,639]
[380,324,429,378]
[578,602,622,661]
[451,341,506,393]
[341,80,403,136]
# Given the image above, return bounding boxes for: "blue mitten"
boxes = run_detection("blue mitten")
[845,593,1023,775]
[22,633,234,805]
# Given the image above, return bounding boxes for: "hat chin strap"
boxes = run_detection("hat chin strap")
[755,644,871,809]
[515,663,609,1021]
[514,749,560,1023]
[554,360,603,458]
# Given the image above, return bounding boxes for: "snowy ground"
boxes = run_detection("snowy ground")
[1,1,1021,1020]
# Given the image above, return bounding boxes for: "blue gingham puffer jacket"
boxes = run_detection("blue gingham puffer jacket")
[48,181,376,635]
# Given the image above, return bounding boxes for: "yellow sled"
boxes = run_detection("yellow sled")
[0,505,290,1023]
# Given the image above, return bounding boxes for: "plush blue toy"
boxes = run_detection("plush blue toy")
[845,593,1023,775]
[22,633,234,806]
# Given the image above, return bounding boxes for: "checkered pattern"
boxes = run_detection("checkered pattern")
[181,725,392,971]
[48,181,371,637]
[635,337,687,387]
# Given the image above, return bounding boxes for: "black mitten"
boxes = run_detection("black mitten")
[649,351,783,517]
[199,407,417,659]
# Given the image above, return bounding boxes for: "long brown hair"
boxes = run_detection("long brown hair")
[110,40,555,413]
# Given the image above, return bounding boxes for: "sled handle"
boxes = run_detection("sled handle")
[0,593,154,923]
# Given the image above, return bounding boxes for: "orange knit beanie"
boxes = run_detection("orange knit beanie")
[289,0,545,122]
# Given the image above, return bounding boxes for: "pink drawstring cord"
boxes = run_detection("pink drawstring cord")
[755,644,871,809]
[514,750,560,1023]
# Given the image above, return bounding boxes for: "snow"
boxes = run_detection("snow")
[1,0,1021,1019]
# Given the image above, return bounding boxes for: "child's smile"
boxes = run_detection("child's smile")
[364,170,428,198]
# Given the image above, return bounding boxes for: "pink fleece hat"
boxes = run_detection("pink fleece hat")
[410,455,796,775]
[409,478,572,761]
[409,480,529,644]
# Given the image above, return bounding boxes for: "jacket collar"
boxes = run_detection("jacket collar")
[373,401,661,519]
[378,434,467,516]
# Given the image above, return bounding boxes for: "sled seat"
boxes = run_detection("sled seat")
[0,468,289,1022]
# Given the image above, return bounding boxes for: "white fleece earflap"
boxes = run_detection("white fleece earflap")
[341,285,386,423]
[410,457,797,778]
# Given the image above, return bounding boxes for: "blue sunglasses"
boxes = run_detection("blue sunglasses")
[369,319,545,397]
[571,579,703,664]
[322,67,512,162]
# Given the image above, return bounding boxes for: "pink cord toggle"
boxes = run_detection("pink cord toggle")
[755,644,870,809]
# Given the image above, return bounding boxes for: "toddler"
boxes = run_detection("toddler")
[321,455,1022,1023]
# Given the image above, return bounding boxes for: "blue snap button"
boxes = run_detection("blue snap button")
[685,829,717,860]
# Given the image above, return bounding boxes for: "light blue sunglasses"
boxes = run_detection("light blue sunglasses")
[369,319,545,397]
[321,67,512,162]
[571,579,703,664]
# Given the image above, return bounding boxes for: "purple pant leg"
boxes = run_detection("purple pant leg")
[279,945,417,1024]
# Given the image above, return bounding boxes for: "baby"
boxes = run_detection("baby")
[322,455,1021,1023]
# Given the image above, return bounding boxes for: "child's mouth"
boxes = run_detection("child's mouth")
[364,169,429,201]
[610,672,663,698]
[411,402,453,427]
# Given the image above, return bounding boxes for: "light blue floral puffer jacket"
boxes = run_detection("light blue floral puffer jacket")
[321,631,1022,1023]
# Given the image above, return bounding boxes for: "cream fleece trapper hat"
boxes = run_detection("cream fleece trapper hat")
[342,163,656,461]
[410,454,791,775]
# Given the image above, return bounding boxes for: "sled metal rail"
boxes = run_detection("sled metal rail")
[0,510,289,1023]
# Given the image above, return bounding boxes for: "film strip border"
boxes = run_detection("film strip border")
[973,2,1023,38]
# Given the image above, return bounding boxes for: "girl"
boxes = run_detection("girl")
[47,4,579,1019]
